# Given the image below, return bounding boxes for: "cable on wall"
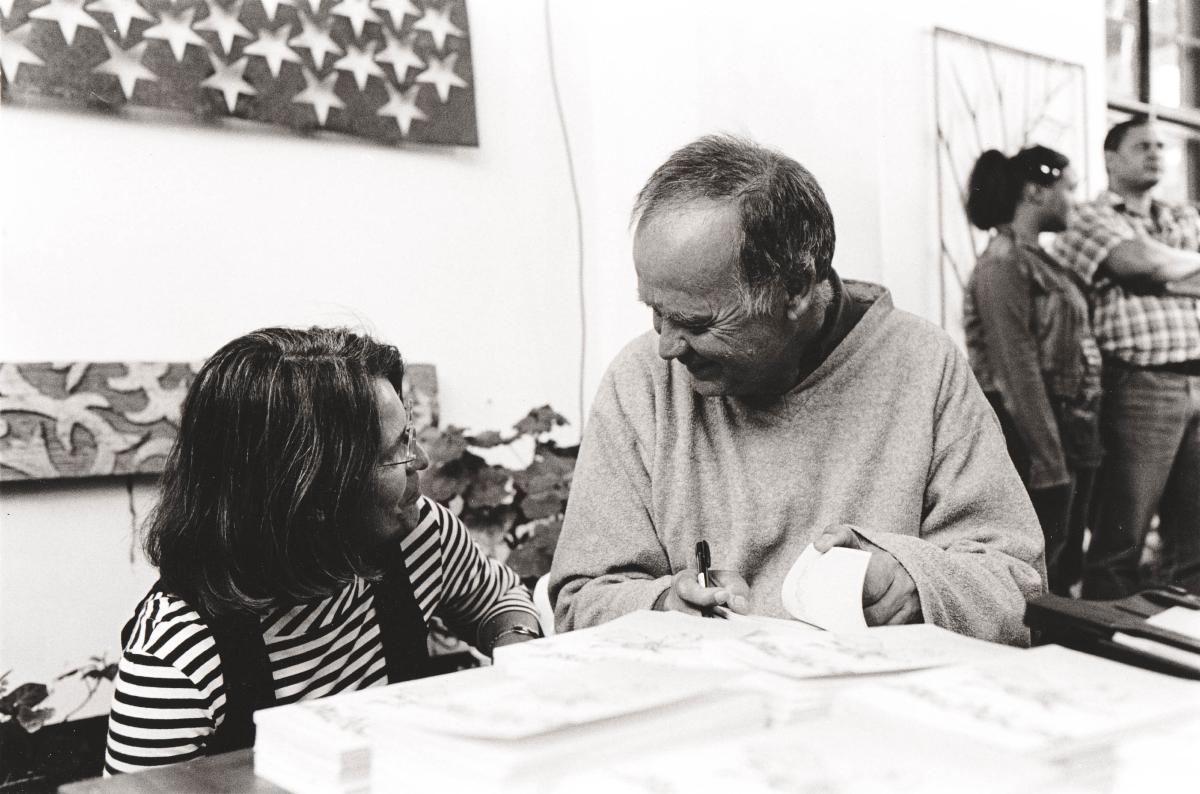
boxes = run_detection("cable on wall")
[543,0,588,435]
[126,475,139,563]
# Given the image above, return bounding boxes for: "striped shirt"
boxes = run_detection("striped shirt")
[1052,190,1200,366]
[104,497,538,775]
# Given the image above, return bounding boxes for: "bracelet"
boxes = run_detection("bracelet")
[489,624,541,651]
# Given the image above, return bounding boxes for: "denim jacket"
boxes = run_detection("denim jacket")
[963,228,1102,488]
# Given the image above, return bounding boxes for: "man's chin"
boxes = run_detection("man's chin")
[686,372,732,397]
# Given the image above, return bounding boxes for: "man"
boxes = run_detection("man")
[1054,115,1200,599]
[549,135,1045,646]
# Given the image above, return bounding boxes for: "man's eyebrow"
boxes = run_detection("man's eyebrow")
[644,303,712,326]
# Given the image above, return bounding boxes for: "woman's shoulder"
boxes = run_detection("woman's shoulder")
[123,590,216,661]
[976,232,1020,269]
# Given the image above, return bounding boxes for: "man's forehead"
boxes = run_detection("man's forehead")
[1120,124,1161,148]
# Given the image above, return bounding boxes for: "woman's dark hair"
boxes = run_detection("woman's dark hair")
[965,145,1070,231]
[144,326,405,617]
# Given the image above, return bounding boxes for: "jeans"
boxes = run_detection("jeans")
[986,392,1095,596]
[1029,470,1096,596]
[1082,364,1200,599]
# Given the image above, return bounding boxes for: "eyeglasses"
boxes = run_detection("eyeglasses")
[378,402,418,469]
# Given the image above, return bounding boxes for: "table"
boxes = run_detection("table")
[60,750,283,793]
[59,611,1200,793]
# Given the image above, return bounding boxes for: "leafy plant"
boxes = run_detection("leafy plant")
[418,405,578,584]
[0,657,118,733]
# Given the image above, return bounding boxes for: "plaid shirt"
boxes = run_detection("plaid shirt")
[1052,190,1200,366]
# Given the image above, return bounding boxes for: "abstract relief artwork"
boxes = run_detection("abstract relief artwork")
[0,361,438,481]
[0,0,476,146]
[934,28,1088,345]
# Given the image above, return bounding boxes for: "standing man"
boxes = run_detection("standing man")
[1055,115,1200,599]
[549,135,1045,646]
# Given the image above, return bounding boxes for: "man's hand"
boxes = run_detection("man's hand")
[813,525,921,626]
[656,569,750,616]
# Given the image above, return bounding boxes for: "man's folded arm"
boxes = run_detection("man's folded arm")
[548,379,671,632]
[855,348,1046,646]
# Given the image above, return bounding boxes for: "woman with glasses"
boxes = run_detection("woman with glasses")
[104,327,541,775]
[963,146,1103,598]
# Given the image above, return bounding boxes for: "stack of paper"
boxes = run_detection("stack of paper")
[832,644,1200,765]
[548,715,1062,794]
[367,660,765,791]
[253,656,766,793]
[495,610,1018,729]
[254,687,381,794]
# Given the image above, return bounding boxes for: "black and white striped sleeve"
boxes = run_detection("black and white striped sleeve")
[103,597,224,775]
[404,497,539,645]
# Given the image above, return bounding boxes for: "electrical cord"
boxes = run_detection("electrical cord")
[543,0,587,434]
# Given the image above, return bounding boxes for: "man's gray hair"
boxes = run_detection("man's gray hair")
[632,134,836,313]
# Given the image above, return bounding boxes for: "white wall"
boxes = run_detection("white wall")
[0,0,1105,722]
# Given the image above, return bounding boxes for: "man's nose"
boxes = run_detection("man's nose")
[657,320,690,360]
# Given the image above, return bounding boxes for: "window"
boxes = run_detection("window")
[1107,0,1200,201]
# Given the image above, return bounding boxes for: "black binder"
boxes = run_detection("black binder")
[1024,586,1200,680]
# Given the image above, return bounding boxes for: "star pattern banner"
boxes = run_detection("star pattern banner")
[0,0,476,146]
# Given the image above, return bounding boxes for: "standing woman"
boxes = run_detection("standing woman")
[963,146,1103,597]
[104,327,542,774]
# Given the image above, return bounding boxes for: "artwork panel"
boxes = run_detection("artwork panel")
[0,0,476,147]
[0,360,439,481]
[934,29,1089,345]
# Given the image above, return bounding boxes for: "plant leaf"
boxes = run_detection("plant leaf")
[513,405,568,437]
[419,425,470,465]
[82,663,119,682]
[0,683,49,716]
[16,704,54,733]
[464,466,512,510]
[465,430,506,448]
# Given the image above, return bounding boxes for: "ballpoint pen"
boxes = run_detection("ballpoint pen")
[695,540,712,589]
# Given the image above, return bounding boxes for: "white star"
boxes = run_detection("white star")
[0,22,45,81]
[257,0,293,22]
[200,52,256,112]
[243,22,301,78]
[412,3,461,51]
[92,34,156,98]
[415,50,464,103]
[376,80,425,135]
[288,10,341,69]
[374,27,422,82]
[141,6,207,61]
[292,66,344,125]
[369,0,417,31]
[329,0,378,39]
[0,0,15,18]
[194,0,253,56]
[84,0,155,39]
[333,40,382,91]
[28,0,103,47]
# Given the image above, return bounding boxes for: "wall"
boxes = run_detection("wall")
[0,0,1105,722]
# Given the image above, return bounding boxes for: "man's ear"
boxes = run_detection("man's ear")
[784,279,816,321]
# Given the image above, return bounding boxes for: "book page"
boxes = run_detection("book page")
[780,543,869,631]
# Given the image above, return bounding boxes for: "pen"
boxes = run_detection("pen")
[695,540,712,589]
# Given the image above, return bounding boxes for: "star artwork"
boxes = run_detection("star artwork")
[0,0,477,146]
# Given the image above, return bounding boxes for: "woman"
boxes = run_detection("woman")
[963,146,1103,597]
[103,327,542,774]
